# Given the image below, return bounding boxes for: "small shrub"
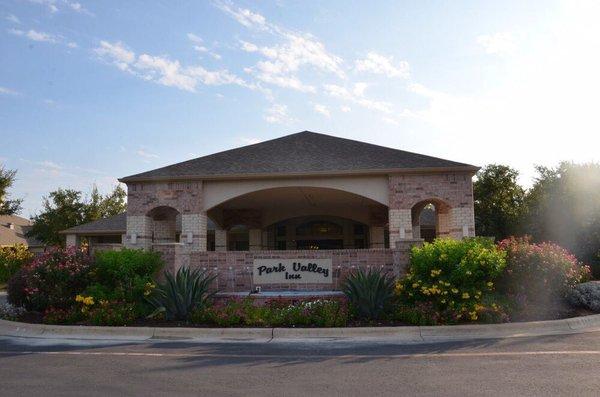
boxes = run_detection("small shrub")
[192,298,348,327]
[0,302,26,321]
[497,237,591,314]
[43,306,81,325]
[9,247,92,312]
[0,244,33,283]
[396,238,508,324]
[86,249,163,316]
[566,281,600,313]
[6,268,27,307]
[148,267,216,321]
[341,268,395,321]
[86,300,137,326]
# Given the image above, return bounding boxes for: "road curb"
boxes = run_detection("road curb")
[1,314,600,344]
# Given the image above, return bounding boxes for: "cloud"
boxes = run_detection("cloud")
[324,83,392,113]
[5,14,20,24]
[136,149,159,159]
[355,52,410,78]
[94,40,248,92]
[67,41,78,48]
[136,54,197,92]
[216,2,268,30]
[224,3,344,94]
[313,103,330,117]
[0,86,21,96]
[9,28,58,43]
[25,0,92,15]
[476,32,516,56]
[263,103,293,124]
[187,33,222,60]
[340,105,351,113]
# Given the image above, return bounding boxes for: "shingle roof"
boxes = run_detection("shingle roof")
[121,131,478,182]
[60,213,127,235]
[0,215,44,247]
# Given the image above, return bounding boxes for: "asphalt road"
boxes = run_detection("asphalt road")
[1,332,600,396]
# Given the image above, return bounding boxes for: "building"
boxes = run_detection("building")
[0,215,45,253]
[63,131,478,292]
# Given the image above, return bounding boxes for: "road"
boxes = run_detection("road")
[1,332,600,396]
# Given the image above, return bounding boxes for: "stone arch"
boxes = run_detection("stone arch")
[202,176,389,211]
[146,205,181,243]
[411,198,452,240]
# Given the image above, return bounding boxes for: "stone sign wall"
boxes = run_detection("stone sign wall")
[253,259,332,284]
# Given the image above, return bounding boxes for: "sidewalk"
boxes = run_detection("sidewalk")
[2,313,600,344]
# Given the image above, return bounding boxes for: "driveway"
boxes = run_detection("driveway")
[1,332,599,396]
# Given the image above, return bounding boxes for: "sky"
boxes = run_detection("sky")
[2,0,600,217]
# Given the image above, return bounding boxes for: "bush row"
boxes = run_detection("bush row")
[1,236,593,326]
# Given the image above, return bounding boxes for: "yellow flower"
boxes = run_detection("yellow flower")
[441,299,446,304]
[487,282,494,288]
[469,311,478,321]
[462,292,470,299]
[412,283,419,288]
[451,288,459,294]
[466,271,472,275]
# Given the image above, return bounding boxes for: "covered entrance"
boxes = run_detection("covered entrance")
[206,186,389,251]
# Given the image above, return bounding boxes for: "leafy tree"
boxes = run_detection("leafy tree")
[523,162,600,277]
[28,185,126,246]
[474,164,526,241]
[0,165,23,215]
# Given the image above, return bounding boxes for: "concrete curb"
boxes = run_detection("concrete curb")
[1,314,600,344]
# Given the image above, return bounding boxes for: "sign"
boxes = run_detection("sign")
[253,259,332,284]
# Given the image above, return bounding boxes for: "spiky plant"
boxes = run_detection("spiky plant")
[147,267,217,321]
[341,268,395,321]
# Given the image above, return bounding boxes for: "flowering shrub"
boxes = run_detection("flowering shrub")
[395,238,508,324]
[497,237,591,313]
[9,247,92,312]
[0,244,33,283]
[192,298,348,327]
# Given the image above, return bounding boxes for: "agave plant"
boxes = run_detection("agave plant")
[341,268,395,321]
[147,267,217,321]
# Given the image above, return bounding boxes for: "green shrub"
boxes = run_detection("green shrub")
[341,268,395,321]
[147,267,216,321]
[396,238,507,324]
[9,247,92,312]
[87,249,163,311]
[0,244,33,283]
[497,237,591,314]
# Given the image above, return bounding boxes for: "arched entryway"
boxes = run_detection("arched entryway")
[411,199,451,242]
[146,206,181,243]
[206,186,388,251]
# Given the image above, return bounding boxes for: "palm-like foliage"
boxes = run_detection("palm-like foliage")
[341,268,395,320]
[147,267,217,321]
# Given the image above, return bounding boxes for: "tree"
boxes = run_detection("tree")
[27,185,127,246]
[0,165,23,215]
[523,162,600,277]
[473,164,526,241]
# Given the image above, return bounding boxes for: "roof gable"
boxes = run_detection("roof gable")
[121,131,477,182]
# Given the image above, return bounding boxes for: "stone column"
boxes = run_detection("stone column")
[449,207,475,239]
[369,226,385,248]
[65,234,80,248]
[215,229,227,251]
[125,215,153,250]
[181,212,207,251]
[249,229,262,251]
[388,208,413,249]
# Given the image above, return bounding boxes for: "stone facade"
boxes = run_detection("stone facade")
[388,172,475,247]
[120,170,475,292]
